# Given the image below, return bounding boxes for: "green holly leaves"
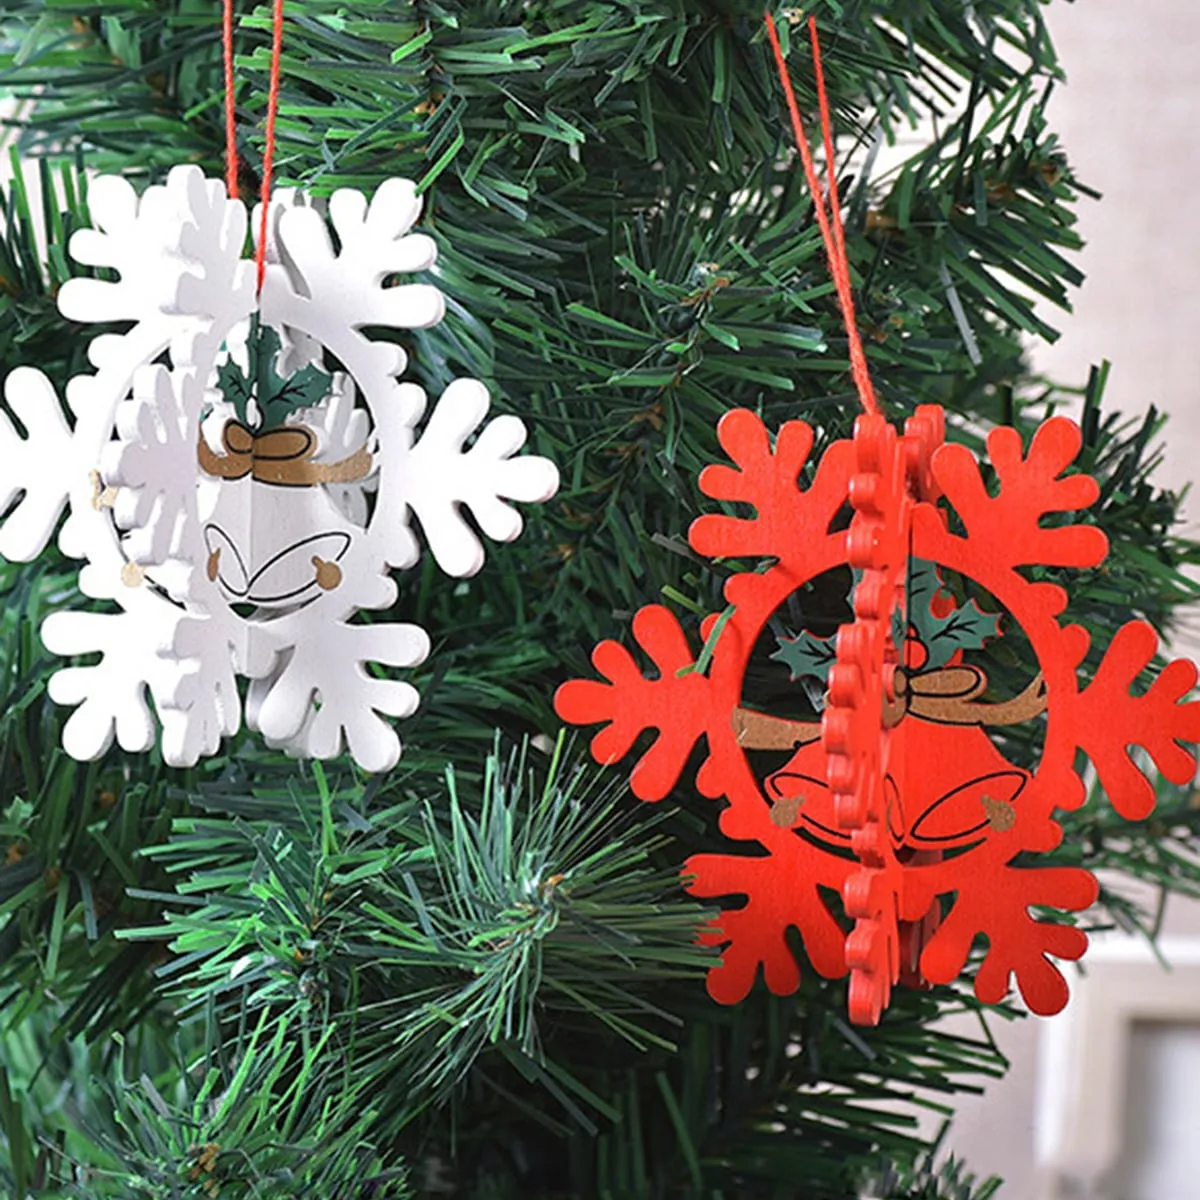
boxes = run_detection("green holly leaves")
[907,559,1001,671]
[771,628,837,682]
[216,320,332,432]
[772,560,1001,682]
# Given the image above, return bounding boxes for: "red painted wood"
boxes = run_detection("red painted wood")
[555,408,1200,1023]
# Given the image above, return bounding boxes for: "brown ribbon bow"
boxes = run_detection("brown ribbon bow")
[198,421,373,487]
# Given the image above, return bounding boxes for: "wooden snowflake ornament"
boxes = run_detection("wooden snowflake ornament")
[555,407,1200,1022]
[0,166,558,770]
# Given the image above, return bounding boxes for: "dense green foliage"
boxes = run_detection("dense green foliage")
[0,2,1198,1197]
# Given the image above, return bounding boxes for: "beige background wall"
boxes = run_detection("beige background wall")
[944,2,1200,1194]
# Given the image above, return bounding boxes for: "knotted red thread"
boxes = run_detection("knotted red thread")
[764,13,879,416]
[256,0,286,294]
[221,0,286,293]
[222,0,238,200]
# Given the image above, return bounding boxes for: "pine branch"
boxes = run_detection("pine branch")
[115,740,709,1124]
[13,1013,410,1198]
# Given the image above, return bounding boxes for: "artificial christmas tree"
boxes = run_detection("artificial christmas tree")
[1,3,1199,1198]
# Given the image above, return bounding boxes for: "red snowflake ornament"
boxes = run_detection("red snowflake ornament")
[555,408,1200,1023]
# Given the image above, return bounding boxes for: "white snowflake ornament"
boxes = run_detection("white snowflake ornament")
[1,166,559,771]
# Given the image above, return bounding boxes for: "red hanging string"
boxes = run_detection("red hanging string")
[222,0,286,293]
[764,13,879,416]
[222,0,239,200]
[255,0,286,294]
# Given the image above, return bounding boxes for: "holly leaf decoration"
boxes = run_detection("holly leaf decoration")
[909,557,1001,670]
[259,328,332,430]
[771,628,836,681]
[216,321,332,431]
[216,353,254,426]
[771,561,997,683]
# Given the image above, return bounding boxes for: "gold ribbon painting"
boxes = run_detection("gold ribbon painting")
[198,421,373,487]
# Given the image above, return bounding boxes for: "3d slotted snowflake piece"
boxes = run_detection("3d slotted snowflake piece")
[0,167,558,771]
[555,406,1200,1022]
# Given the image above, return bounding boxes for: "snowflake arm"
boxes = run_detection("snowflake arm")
[555,605,712,801]
[61,167,248,328]
[171,168,254,321]
[0,368,74,562]
[1068,620,1200,820]
[689,409,853,561]
[400,378,560,577]
[41,610,181,760]
[920,864,1098,1014]
[266,178,444,381]
[60,166,254,397]
[686,849,847,1003]
[930,417,1108,570]
[155,614,245,768]
[246,620,431,774]
[301,374,371,462]
[101,365,195,568]
[326,179,440,280]
[58,175,173,323]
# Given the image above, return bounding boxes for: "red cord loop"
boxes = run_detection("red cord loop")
[221,0,286,294]
[764,13,879,416]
